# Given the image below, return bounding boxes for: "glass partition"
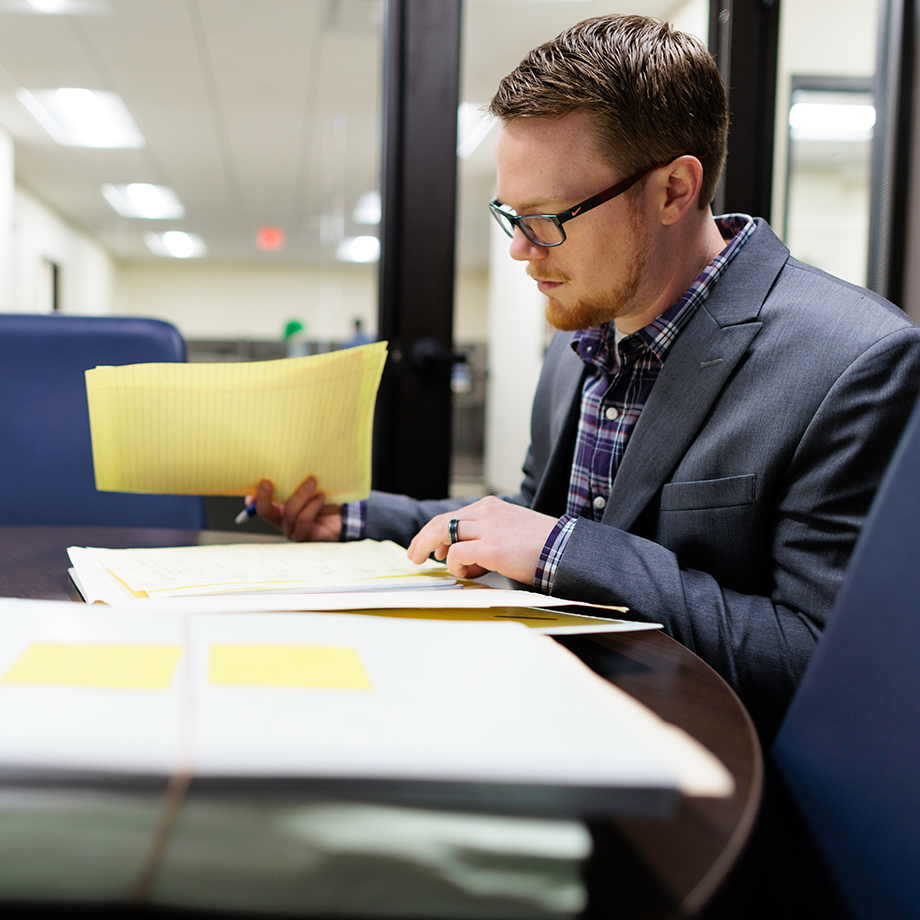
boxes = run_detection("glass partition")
[0,1,383,345]
[457,0,708,495]
[772,0,879,285]
[784,79,875,286]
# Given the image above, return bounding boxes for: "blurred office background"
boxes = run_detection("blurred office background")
[0,0,917,507]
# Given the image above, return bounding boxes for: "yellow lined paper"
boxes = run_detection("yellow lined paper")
[86,341,387,502]
[209,644,372,689]
[83,539,455,598]
[2,643,182,688]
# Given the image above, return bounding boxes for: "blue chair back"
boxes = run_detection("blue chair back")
[771,394,920,919]
[0,314,206,528]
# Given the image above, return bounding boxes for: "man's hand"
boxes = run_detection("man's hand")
[251,476,342,542]
[406,496,558,584]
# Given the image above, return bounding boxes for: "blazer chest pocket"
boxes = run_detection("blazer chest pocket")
[660,474,756,512]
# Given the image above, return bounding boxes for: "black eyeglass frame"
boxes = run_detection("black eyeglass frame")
[488,154,696,248]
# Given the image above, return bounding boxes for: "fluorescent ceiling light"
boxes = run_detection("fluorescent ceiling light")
[144,231,207,259]
[353,191,381,225]
[102,183,185,219]
[789,103,876,141]
[16,87,144,148]
[457,102,494,159]
[336,236,379,263]
[22,0,110,11]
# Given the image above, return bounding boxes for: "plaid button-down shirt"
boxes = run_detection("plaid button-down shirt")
[535,214,755,591]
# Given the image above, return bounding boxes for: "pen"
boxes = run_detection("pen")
[235,502,257,525]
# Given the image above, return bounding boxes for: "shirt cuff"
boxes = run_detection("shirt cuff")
[339,500,367,541]
[535,515,577,593]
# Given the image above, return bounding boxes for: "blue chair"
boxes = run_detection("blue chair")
[768,389,920,919]
[0,314,206,528]
[703,393,920,920]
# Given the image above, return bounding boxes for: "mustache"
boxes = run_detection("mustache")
[526,266,570,283]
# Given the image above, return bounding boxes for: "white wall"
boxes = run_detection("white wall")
[114,261,490,345]
[483,217,547,494]
[785,160,871,286]
[7,186,116,315]
[4,185,492,348]
[669,0,709,41]
[0,127,13,313]
[115,260,378,343]
[454,268,489,344]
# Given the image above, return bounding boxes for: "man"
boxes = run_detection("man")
[343,318,373,349]
[255,15,920,739]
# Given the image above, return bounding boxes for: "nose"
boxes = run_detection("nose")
[508,227,548,263]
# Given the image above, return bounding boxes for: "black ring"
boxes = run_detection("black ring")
[448,518,460,545]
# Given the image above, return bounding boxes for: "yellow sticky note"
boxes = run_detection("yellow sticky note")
[2,643,182,688]
[86,340,387,502]
[209,644,372,689]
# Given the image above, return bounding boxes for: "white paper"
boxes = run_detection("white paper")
[81,540,456,597]
[68,547,647,639]
[0,599,731,801]
[0,599,187,775]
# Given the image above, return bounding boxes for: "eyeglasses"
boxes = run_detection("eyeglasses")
[488,155,688,248]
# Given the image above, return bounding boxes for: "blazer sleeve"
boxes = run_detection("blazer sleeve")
[363,487,533,546]
[550,326,920,740]
[361,335,580,547]
[363,491,476,547]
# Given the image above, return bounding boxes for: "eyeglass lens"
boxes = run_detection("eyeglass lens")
[492,209,564,246]
[518,216,563,245]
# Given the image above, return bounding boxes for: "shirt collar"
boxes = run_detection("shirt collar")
[572,214,755,370]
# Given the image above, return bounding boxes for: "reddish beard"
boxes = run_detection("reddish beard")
[541,252,647,331]
[537,207,649,331]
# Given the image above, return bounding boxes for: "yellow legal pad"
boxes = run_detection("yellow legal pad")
[209,644,373,689]
[85,340,387,502]
[2,643,182,688]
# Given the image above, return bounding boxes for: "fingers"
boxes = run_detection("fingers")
[280,476,325,541]
[253,476,330,542]
[439,534,490,579]
[287,490,327,542]
[407,514,452,564]
[308,505,344,543]
[254,479,284,527]
[407,497,555,584]
[439,530,491,579]
[408,512,486,577]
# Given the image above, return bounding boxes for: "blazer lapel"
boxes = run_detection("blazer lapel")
[602,312,761,529]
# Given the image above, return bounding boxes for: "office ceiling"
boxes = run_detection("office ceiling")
[0,0,670,269]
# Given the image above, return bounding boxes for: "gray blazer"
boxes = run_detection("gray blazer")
[365,221,920,737]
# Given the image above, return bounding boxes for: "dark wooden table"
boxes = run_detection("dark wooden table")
[0,525,762,920]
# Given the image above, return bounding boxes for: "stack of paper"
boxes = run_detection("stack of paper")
[68,539,457,599]
[0,598,732,914]
[66,538,651,636]
[86,341,387,502]
[0,598,732,803]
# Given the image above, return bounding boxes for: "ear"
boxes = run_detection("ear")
[657,155,705,226]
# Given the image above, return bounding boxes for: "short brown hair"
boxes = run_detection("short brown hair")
[489,14,728,208]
